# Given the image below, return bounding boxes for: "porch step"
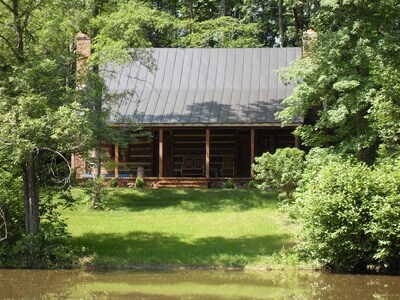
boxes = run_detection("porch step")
[157,179,209,188]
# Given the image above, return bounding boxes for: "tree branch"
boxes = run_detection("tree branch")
[0,33,12,49]
[0,34,17,57]
[40,147,72,188]
[0,0,13,13]
[0,206,7,242]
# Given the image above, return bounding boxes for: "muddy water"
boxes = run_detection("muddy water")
[1,269,400,299]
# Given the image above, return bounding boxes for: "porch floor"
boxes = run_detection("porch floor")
[101,177,252,189]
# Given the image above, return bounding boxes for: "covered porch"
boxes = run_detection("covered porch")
[101,126,299,180]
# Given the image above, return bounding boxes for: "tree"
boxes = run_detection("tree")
[278,0,284,47]
[0,0,89,248]
[178,16,262,48]
[277,0,400,161]
[73,0,170,208]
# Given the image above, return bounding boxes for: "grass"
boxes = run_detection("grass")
[65,188,298,269]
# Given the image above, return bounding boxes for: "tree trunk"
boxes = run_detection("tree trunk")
[189,0,193,20]
[293,6,303,46]
[11,0,24,63]
[91,144,102,209]
[22,153,40,253]
[91,60,103,208]
[278,0,285,47]
[220,0,226,16]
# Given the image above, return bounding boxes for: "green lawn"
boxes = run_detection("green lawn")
[65,188,298,269]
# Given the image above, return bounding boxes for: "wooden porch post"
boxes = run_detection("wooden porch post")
[114,144,119,178]
[71,154,75,169]
[250,129,255,177]
[159,129,163,177]
[295,136,300,149]
[206,128,210,178]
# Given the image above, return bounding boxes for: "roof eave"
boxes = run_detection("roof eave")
[110,122,303,128]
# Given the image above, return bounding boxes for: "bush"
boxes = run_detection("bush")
[368,161,400,272]
[224,179,234,189]
[83,178,108,210]
[295,157,374,272]
[294,153,400,274]
[135,177,145,188]
[109,178,118,188]
[252,147,305,200]
[0,181,80,268]
[247,180,258,189]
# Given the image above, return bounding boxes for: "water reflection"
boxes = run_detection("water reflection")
[0,269,399,299]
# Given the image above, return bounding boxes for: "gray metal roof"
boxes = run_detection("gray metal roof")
[103,48,302,125]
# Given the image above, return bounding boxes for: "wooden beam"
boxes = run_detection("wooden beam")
[110,123,303,128]
[114,144,119,178]
[206,128,210,178]
[250,129,255,177]
[71,154,75,169]
[295,135,300,149]
[159,129,163,177]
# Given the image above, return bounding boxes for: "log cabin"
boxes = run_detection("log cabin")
[73,37,302,187]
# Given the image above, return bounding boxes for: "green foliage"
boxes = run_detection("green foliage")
[135,177,145,188]
[84,179,108,210]
[247,180,258,189]
[0,0,91,267]
[277,0,400,161]
[178,17,262,48]
[109,178,118,188]
[295,154,400,274]
[0,183,80,268]
[253,148,305,200]
[91,0,177,64]
[367,161,400,272]
[0,169,25,245]
[224,179,235,189]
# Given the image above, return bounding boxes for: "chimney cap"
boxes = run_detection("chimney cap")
[304,29,318,38]
[76,32,90,41]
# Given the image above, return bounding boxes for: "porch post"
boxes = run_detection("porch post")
[295,136,300,149]
[206,128,210,178]
[159,129,163,177]
[250,128,255,177]
[71,154,75,169]
[114,144,119,178]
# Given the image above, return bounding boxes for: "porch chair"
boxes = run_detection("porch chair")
[221,155,235,177]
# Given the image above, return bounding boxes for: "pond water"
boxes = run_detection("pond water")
[1,269,400,299]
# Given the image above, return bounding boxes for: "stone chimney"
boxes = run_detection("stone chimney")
[72,33,91,178]
[302,29,318,57]
[76,32,91,84]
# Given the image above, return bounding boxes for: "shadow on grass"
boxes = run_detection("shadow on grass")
[74,231,291,268]
[106,189,277,212]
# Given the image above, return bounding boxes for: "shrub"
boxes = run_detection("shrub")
[247,180,258,189]
[135,177,145,188]
[83,178,108,210]
[367,160,400,272]
[295,157,374,272]
[252,147,305,200]
[0,181,80,268]
[224,179,234,189]
[109,178,118,188]
[295,153,400,274]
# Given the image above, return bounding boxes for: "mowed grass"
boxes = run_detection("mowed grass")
[65,188,296,269]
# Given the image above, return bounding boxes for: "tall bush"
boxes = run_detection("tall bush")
[252,148,305,200]
[0,168,79,268]
[295,152,400,273]
[368,160,400,272]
